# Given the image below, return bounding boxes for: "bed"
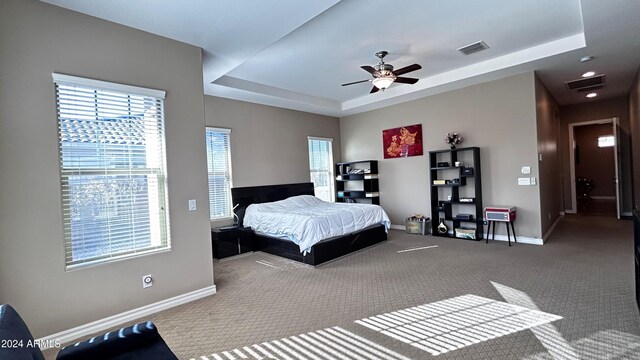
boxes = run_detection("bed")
[232,182,389,266]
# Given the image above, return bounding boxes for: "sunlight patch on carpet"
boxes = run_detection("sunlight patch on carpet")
[254,256,313,271]
[355,294,562,356]
[521,329,640,359]
[397,245,438,253]
[190,326,411,360]
[492,281,579,359]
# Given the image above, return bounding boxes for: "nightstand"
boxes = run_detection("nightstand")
[211,226,252,259]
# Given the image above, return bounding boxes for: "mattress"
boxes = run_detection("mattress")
[243,195,390,253]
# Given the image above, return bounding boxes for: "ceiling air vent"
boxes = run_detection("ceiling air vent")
[457,41,489,56]
[565,75,605,90]
[577,85,604,93]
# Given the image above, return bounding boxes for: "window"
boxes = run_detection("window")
[308,137,334,202]
[53,73,170,269]
[597,135,615,147]
[206,128,233,220]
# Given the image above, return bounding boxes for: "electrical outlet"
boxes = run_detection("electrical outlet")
[142,275,153,288]
[521,166,531,174]
[188,199,196,211]
[530,177,537,185]
[518,177,531,186]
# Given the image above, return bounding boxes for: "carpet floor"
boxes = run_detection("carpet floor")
[45,215,640,359]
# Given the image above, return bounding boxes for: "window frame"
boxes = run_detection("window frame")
[53,73,171,270]
[205,127,234,221]
[307,136,335,202]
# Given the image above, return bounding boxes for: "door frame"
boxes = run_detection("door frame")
[567,117,620,217]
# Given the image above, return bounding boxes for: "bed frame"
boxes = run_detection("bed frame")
[231,182,387,266]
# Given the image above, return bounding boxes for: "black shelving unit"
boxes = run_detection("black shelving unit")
[429,147,483,240]
[335,160,379,205]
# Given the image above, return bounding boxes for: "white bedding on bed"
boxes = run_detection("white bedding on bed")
[243,195,390,254]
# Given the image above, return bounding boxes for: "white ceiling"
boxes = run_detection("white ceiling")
[40,0,640,117]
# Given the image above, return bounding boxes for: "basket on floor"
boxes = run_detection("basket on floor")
[405,217,430,235]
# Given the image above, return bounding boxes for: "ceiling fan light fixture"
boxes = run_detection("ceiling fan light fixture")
[372,75,396,90]
[342,51,420,93]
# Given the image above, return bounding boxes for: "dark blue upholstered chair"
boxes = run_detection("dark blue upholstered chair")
[0,304,178,360]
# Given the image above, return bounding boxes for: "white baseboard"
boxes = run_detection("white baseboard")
[565,209,577,214]
[559,211,565,216]
[394,223,542,244]
[622,211,632,217]
[543,215,563,243]
[486,234,543,245]
[590,196,616,200]
[37,285,216,349]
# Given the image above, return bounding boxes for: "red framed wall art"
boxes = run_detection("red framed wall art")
[382,124,423,159]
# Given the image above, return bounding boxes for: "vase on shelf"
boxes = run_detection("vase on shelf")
[437,218,448,234]
[445,132,463,150]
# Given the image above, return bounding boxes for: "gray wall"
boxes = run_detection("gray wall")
[535,77,563,236]
[0,0,213,337]
[559,97,633,214]
[204,96,341,222]
[340,72,544,239]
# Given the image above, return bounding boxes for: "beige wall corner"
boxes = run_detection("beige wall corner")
[534,75,563,235]
[340,72,543,239]
[204,96,341,188]
[0,0,213,338]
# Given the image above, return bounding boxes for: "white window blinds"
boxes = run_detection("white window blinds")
[206,128,233,220]
[308,137,334,202]
[53,73,170,269]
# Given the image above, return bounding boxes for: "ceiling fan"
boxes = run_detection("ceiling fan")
[341,51,422,93]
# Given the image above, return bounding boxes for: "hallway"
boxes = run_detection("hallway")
[577,198,618,217]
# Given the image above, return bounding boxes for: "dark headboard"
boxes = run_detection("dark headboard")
[231,182,315,226]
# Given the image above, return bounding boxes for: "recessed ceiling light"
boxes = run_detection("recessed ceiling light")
[582,71,596,78]
[580,56,594,63]
[586,92,597,98]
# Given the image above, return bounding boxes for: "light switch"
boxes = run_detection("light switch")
[521,166,531,174]
[518,177,531,186]
[188,199,197,211]
[530,177,537,185]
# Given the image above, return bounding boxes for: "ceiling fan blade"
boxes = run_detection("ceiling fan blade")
[341,79,370,86]
[394,77,419,84]
[393,64,421,76]
[370,86,380,94]
[361,65,379,76]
